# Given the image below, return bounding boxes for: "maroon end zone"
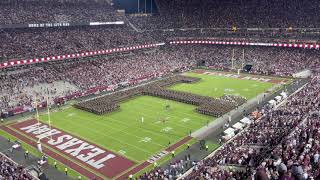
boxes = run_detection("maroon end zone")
[6,119,136,179]
[194,69,289,84]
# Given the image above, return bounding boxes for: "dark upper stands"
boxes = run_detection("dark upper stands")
[131,0,320,29]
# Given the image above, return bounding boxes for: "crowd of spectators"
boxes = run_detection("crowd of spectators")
[1,0,320,62]
[1,45,319,113]
[169,45,320,77]
[1,0,319,30]
[0,27,158,60]
[0,49,194,111]
[264,115,320,180]
[0,0,123,25]
[0,154,33,180]
[130,0,320,29]
[139,158,195,180]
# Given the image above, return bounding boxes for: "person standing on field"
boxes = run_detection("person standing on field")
[65,167,68,175]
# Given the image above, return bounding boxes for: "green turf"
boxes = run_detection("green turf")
[169,72,274,99]
[35,71,276,178]
[40,96,213,162]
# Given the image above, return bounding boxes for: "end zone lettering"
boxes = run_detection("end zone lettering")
[20,123,115,169]
[9,119,136,178]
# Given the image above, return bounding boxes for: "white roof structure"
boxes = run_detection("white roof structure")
[232,122,245,130]
[222,134,234,141]
[280,92,287,98]
[269,99,276,106]
[240,117,252,125]
[275,95,282,102]
[224,127,235,136]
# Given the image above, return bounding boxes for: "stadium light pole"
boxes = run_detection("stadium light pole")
[145,0,147,13]
[150,0,152,14]
[138,0,140,13]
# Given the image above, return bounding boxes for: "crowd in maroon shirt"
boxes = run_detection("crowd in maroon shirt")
[0,154,33,180]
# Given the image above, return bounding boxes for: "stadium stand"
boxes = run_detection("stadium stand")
[130,0,320,29]
[0,152,34,180]
[0,27,159,60]
[1,46,319,117]
[0,0,123,24]
[0,0,319,179]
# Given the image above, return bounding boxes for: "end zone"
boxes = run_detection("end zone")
[2,119,136,179]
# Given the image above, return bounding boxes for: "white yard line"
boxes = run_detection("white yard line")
[124,106,206,133]
[57,118,156,156]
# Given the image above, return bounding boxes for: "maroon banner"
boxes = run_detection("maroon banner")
[170,40,320,50]
[0,43,161,69]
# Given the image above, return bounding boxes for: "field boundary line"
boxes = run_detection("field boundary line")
[0,128,91,180]
[56,105,178,149]
[44,110,157,159]
[6,126,108,179]
[67,114,166,153]
[41,115,151,162]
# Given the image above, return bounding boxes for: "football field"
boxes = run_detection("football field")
[3,70,282,179]
[170,72,274,99]
[39,95,212,162]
